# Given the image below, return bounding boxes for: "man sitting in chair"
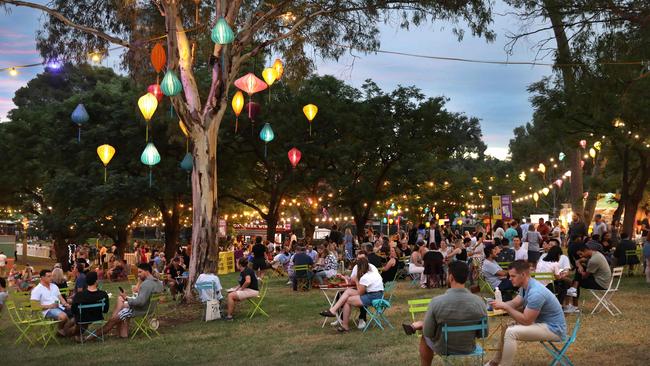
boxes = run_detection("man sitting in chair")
[401,261,487,366]
[486,260,566,366]
[71,271,109,342]
[564,243,612,310]
[100,263,163,339]
[482,244,516,300]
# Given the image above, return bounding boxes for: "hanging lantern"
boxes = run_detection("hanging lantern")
[583,192,589,199]
[538,163,546,174]
[303,104,318,136]
[231,91,244,132]
[180,152,193,171]
[594,141,602,151]
[259,123,274,157]
[138,93,158,121]
[150,43,166,74]
[555,179,563,188]
[558,152,566,161]
[388,218,394,225]
[71,103,89,142]
[589,148,597,158]
[518,171,526,181]
[425,222,430,228]
[262,67,277,87]
[141,142,161,187]
[273,59,284,80]
[211,17,235,44]
[178,120,189,138]
[542,187,550,196]
[288,147,301,168]
[96,144,116,183]
[234,73,268,95]
[382,217,388,224]
[564,170,572,177]
[580,160,585,168]
[246,102,261,120]
[533,193,539,202]
[579,140,587,149]
[161,70,182,96]
[147,84,163,102]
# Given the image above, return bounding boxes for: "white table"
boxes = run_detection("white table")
[319,286,354,328]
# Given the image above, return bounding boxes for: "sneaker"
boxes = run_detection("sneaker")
[286,281,292,285]
[357,319,367,330]
[563,304,580,314]
[566,287,578,297]
[330,320,340,326]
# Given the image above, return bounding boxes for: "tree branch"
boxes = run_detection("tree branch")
[1,0,130,47]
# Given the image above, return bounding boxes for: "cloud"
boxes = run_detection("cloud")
[0,78,29,90]
[0,28,30,39]
[1,49,39,55]
[485,147,510,160]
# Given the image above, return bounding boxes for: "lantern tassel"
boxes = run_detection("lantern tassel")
[149,168,153,188]
[309,123,312,137]
[146,122,149,142]
[264,143,267,158]
[185,138,189,153]
[235,116,238,133]
[170,103,174,118]
[78,127,81,142]
[104,167,107,183]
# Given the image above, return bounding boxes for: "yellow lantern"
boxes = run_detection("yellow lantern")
[456,219,463,226]
[589,148,596,158]
[272,58,284,79]
[388,218,394,225]
[533,192,539,202]
[538,163,546,174]
[138,92,158,141]
[594,141,602,151]
[97,144,116,182]
[461,211,466,216]
[178,120,189,138]
[519,171,526,181]
[231,91,245,132]
[542,187,550,196]
[262,67,277,87]
[425,222,430,228]
[303,104,318,136]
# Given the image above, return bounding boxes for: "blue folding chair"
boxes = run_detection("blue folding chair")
[77,300,107,344]
[363,298,393,332]
[439,317,488,365]
[540,315,581,366]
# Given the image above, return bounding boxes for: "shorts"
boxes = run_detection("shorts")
[360,291,384,307]
[45,307,65,320]
[252,259,267,271]
[234,288,259,301]
[118,307,135,320]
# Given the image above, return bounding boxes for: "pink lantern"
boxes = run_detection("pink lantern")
[245,102,261,120]
[554,179,563,188]
[583,192,589,199]
[148,84,163,102]
[234,73,268,96]
[288,147,301,168]
[580,160,585,168]
[579,140,587,149]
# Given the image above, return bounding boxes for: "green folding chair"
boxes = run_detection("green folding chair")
[478,275,495,296]
[407,298,431,336]
[247,280,269,318]
[531,272,556,293]
[540,315,581,366]
[77,300,107,344]
[497,261,512,270]
[624,250,640,276]
[6,301,40,346]
[293,264,311,291]
[131,293,162,339]
[28,300,62,348]
[439,317,488,366]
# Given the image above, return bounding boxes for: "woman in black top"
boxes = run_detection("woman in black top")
[381,246,400,283]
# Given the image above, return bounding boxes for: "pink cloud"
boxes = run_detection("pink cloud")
[1,49,39,55]
[0,28,30,39]
[0,97,14,105]
[0,40,36,47]
[0,78,29,90]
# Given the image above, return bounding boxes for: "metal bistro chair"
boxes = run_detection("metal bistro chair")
[77,299,107,344]
[438,317,488,366]
[589,266,624,316]
[531,272,556,294]
[131,293,162,339]
[293,264,311,291]
[407,298,431,336]
[540,315,581,366]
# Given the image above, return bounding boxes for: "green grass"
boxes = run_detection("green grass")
[1,273,649,365]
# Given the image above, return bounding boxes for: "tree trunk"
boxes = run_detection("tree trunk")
[114,227,129,259]
[160,200,181,260]
[622,152,650,235]
[266,215,278,242]
[354,216,368,241]
[53,234,70,271]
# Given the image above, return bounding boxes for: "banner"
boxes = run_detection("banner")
[492,196,502,220]
[501,195,513,220]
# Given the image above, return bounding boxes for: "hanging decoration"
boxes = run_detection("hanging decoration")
[138,93,158,141]
[140,142,161,187]
[303,104,318,136]
[554,179,563,188]
[259,123,275,157]
[161,70,182,96]
[150,43,166,75]
[231,91,244,132]
[589,148,597,158]
[579,140,587,149]
[70,103,89,142]
[533,192,539,203]
[542,187,550,196]
[288,147,301,168]
[580,160,585,168]
[518,171,526,181]
[262,67,277,102]
[180,152,193,186]
[179,120,189,152]
[234,73,268,95]
[593,141,602,151]
[147,84,163,102]
[538,163,546,174]
[558,152,566,161]
[273,59,284,80]
[211,17,235,44]
[96,144,115,183]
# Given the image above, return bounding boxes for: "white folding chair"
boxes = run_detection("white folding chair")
[589,266,624,316]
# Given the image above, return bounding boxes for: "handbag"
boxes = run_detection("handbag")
[204,299,221,321]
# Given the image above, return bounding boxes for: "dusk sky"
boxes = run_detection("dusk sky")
[0,2,555,159]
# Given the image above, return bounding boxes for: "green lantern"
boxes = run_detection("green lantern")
[259,123,274,157]
[141,142,161,187]
[160,70,182,96]
[211,17,235,44]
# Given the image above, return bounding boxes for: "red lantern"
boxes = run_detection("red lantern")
[288,147,301,168]
[147,84,163,102]
[245,102,261,120]
[151,43,166,73]
[234,73,268,96]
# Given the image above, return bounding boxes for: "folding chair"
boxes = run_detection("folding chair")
[131,293,162,339]
[127,274,137,283]
[293,264,311,291]
[77,300,107,344]
[497,262,512,270]
[407,298,431,336]
[478,275,495,296]
[589,266,624,316]
[531,272,556,293]
[439,317,488,366]
[28,300,62,348]
[6,301,41,346]
[195,281,218,319]
[540,315,581,366]
[624,250,640,276]
[363,298,393,332]
[247,279,269,318]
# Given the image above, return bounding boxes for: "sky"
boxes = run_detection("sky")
[0,2,554,160]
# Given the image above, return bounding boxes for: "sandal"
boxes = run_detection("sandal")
[336,326,349,333]
[319,310,336,317]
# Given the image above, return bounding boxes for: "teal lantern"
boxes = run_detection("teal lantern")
[71,103,89,142]
[140,142,161,187]
[259,123,274,157]
[160,70,182,96]
[180,152,193,187]
[211,17,235,44]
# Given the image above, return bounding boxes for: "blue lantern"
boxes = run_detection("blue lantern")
[211,18,235,44]
[259,123,275,157]
[71,103,89,142]
[160,70,182,96]
[141,142,161,187]
[180,152,193,171]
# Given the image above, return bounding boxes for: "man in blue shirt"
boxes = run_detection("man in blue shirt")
[486,260,566,366]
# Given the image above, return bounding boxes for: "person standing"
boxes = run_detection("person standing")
[537,218,550,242]
[567,213,587,244]
[524,226,543,263]
[643,233,650,284]
[0,251,6,277]
[592,214,608,240]
[504,223,518,246]
[251,236,267,279]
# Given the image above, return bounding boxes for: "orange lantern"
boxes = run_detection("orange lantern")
[231,91,244,132]
[273,59,284,80]
[151,43,166,74]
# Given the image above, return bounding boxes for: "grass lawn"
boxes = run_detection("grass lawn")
[1,271,649,365]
